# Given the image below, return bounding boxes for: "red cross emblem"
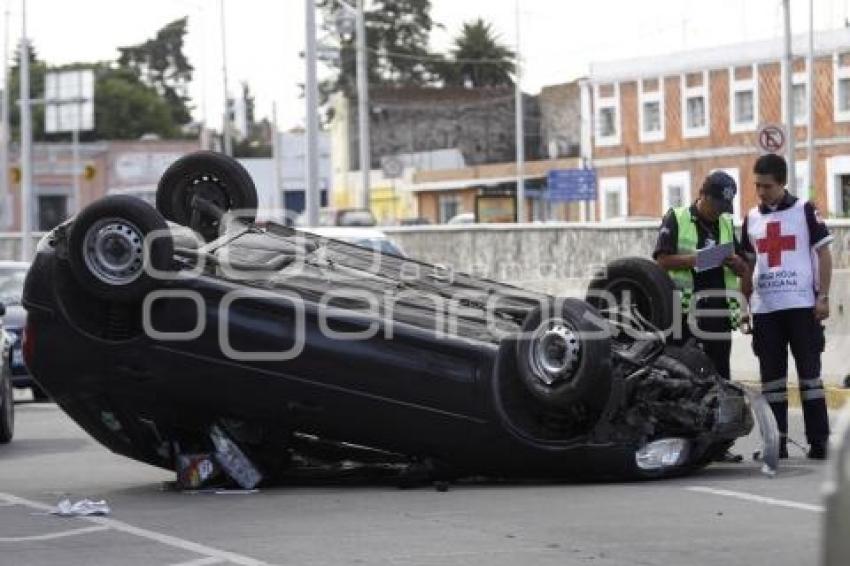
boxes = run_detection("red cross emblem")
[756,221,796,268]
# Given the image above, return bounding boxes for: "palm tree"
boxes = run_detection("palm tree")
[442,18,516,88]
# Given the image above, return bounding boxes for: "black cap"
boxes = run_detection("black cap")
[702,171,737,214]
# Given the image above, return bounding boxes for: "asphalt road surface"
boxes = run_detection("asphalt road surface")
[0,394,838,566]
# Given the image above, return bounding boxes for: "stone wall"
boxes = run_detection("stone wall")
[350,87,542,169]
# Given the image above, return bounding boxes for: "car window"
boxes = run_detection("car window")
[0,269,27,305]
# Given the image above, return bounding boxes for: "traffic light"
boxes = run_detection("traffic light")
[83,164,96,180]
[10,166,20,184]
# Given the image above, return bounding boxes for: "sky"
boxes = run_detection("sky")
[7,0,850,134]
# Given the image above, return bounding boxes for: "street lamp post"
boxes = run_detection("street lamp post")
[782,0,796,193]
[304,0,320,227]
[335,0,370,211]
[20,0,32,261]
[0,3,10,230]
[514,0,525,223]
[220,0,232,156]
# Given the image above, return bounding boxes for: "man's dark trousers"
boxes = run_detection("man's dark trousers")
[752,307,829,444]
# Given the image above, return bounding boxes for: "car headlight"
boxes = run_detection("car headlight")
[636,438,690,470]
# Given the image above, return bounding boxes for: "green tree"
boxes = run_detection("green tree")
[93,66,178,139]
[318,0,441,100]
[117,17,194,126]
[233,82,272,158]
[441,18,515,88]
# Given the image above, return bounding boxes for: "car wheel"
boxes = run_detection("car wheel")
[156,151,258,242]
[585,257,675,332]
[515,298,612,410]
[67,195,174,303]
[0,366,14,443]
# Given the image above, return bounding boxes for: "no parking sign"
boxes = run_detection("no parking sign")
[757,124,786,154]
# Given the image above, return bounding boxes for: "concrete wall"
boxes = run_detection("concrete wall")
[384,221,850,384]
[4,222,848,384]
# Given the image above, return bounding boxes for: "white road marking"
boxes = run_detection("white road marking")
[0,525,110,542]
[168,558,227,566]
[687,486,824,513]
[0,492,271,565]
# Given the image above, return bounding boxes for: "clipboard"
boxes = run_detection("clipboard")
[695,242,734,272]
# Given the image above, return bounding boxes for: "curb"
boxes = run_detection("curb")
[736,380,850,410]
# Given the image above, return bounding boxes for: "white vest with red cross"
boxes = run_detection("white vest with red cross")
[747,199,817,314]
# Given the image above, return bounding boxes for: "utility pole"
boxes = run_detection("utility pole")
[514,0,525,223]
[71,76,80,214]
[355,0,370,211]
[304,0,320,227]
[0,2,9,230]
[20,0,32,260]
[783,0,796,193]
[220,0,232,156]
[806,0,814,199]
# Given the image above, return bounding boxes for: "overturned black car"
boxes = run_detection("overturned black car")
[22,152,776,487]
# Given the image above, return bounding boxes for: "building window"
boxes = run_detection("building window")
[661,171,691,213]
[594,82,620,147]
[438,194,461,223]
[788,71,808,125]
[682,71,709,138]
[730,65,758,132]
[835,52,850,122]
[599,107,617,137]
[37,194,68,231]
[825,155,850,216]
[599,177,627,220]
[639,77,664,143]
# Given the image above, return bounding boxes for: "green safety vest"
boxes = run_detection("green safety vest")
[668,206,741,327]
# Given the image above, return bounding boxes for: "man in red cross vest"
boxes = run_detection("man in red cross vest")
[742,154,833,460]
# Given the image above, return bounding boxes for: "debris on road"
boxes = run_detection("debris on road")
[51,497,110,517]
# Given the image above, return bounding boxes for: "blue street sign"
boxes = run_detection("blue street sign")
[547,168,597,202]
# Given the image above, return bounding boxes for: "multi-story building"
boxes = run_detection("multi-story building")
[586,28,850,221]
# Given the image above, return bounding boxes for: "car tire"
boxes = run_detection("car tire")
[585,257,675,332]
[0,366,14,443]
[156,151,258,242]
[515,298,612,410]
[67,195,174,303]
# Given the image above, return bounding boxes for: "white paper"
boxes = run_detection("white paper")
[695,242,734,272]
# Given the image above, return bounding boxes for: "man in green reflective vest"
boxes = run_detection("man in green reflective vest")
[653,171,750,381]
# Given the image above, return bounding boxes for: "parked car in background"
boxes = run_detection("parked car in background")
[447,212,475,225]
[304,227,406,257]
[399,217,431,226]
[0,303,14,443]
[0,261,45,400]
[296,208,377,228]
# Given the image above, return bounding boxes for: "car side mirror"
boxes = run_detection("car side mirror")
[0,302,5,317]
